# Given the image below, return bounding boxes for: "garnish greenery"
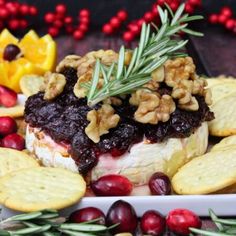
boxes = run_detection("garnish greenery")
[82,3,204,107]
[0,209,117,235]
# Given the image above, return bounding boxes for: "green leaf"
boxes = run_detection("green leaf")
[38,213,59,219]
[209,209,224,231]
[215,219,236,226]
[60,223,107,232]
[165,3,174,17]
[116,45,125,80]
[4,212,42,222]
[182,28,204,36]
[9,226,43,235]
[225,227,236,234]
[190,228,234,236]
[171,3,185,26]
[59,229,97,236]
[0,230,10,236]
[180,15,204,23]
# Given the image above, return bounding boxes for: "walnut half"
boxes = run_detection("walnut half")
[43,72,66,101]
[85,104,120,143]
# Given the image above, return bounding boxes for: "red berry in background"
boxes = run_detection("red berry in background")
[6,2,18,15]
[106,200,138,234]
[69,207,105,225]
[2,133,25,151]
[66,25,74,34]
[149,172,171,196]
[117,10,128,21]
[157,0,166,7]
[137,19,145,28]
[208,14,219,24]
[79,9,90,18]
[110,16,120,28]
[123,31,134,42]
[102,23,113,35]
[29,6,38,16]
[80,16,90,25]
[19,19,28,29]
[78,23,88,32]
[73,30,84,40]
[48,27,59,37]
[20,4,29,15]
[0,85,17,108]
[91,174,133,196]
[53,20,63,28]
[189,0,201,7]
[218,14,228,24]
[140,210,166,235]
[152,5,158,16]
[0,117,17,136]
[185,3,194,14]
[166,209,202,235]
[44,13,55,23]
[0,8,8,19]
[144,11,154,22]
[221,6,233,19]
[225,19,235,30]
[64,16,73,24]
[130,25,140,35]
[8,19,20,30]
[170,2,179,12]
[55,4,67,15]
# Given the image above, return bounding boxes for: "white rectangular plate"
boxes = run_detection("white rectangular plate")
[1,194,236,219]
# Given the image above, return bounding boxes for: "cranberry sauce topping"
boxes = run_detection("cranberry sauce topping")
[24,68,214,174]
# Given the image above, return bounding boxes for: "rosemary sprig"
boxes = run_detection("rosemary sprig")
[84,3,203,107]
[0,209,116,236]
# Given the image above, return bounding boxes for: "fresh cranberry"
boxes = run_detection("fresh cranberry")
[78,23,88,32]
[130,25,140,35]
[66,25,74,34]
[0,85,17,107]
[44,13,55,23]
[91,174,133,196]
[117,10,128,21]
[102,23,113,35]
[152,5,158,16]
[80,16,90,25]
[48,27,59,37]
[188,0,201,7]
[6,2,18,15]
[73,30,84,40]
[69,207,105,225]
[64,16,73,24]
[20,4,29,15]
[157,0,166,7]
[110,17,120,28]
[208,14,219,24]
[166,209,201,235]
[225,19,235,30]
[55,4,67,15]
[220,6,233,18]
[170,2,179,12]
[0,8,8,19]
[106,200,138,234]
[3,44,21,62]
[53,20,63,28]
[79,9,90,18]
[0,117,17,136]
[137,19,145,28]
[2,133,25,151]
[218,14,228,24]
[185,3,194,14]
[29,6,38,15]
[19,19,28,29]
[140,210,166,235]
[144,12,154,22]
[8,19,20,30]
[123,31,134,42]
[149,172,171,196]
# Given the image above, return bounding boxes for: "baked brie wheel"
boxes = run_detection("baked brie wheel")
[26,122,208,186]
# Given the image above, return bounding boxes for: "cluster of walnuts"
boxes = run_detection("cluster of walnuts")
[41,50,212,143]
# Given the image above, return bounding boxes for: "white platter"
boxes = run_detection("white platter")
[1,194,236,219]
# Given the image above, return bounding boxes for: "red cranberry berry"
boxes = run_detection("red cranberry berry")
[79,9,90,18]
[208,14,219,24]
[140,210,166,235]
[0,117,17,136]
[3,44,21,61]
[123,31,134,42]
[44,13,55,23]
[2,133,25,151]
[69,207,105,225]
[185,3,194,14]
[78,23,88,32]
[19,19,28,29]
[220,6,233,19]
[66,25,74,34]
[20,4,29,15]
[149,172,171,195]
[218,14,228,24]
[0,85,17,107]
[73,30,84,40]
[144,12,154,22]
[188,0,201,7]
[117,10,128,21]
[29,6,38,16]
[64,16,73,24]
[170,2,179,12]
[102,23,113,35]
[157,0,166,7]
[225,19,235,30]
[80,16,90,25]
[91,174,133,196]
[166,209,202,235]
[110,17,120,28]
[0,8,8,19]
[8,19,20,30]
[55,4,67,15]
[48,27,59,37]
[137,19,145,28]
[53,20,63,28]
[130,25,140,35]
[106,200,138,234]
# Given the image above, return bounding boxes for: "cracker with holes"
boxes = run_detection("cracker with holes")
[208,95,236,137]
[0,147,39,177]
[0,167,86,212]
[172,148,236,194]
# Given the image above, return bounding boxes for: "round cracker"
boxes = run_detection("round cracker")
[0,147,39,177]
[172,149,236,195]
[208,95,236,137]
[210,82,236,105]
[0,94,26,118]
[211,135,236,152]
[20,75,44,97]
[0,167,86,212]
[205,77,236,88]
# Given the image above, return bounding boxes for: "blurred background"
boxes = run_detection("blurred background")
[5,0,236,76]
